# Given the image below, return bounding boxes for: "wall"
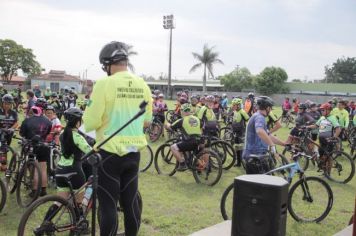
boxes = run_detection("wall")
[31,79,83,93]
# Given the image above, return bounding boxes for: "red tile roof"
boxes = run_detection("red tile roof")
[35,70,81,82]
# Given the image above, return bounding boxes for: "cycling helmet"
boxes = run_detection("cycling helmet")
[64,107,83,123]
[199,97,206,103]
[205,95,215,102]
[35,98,48,109]
[298,103,307,110]
[99,41,128,66]
[338,99,348,105]
[45,105,55,111]
[151,94,157,99]
[222,93,227,98]
[181,103,192,113]
[180,92,188,98]
[154,90,160,95]
[31,106,42,116]
[231,98,242,106]
[51,92,58,98]
[309,102,317,108]
[176,91,182,96]
[248,92,254,98]
[256,96,274,109]
[320,103,332,110]
[2,94,14,103]
[158,93,164,98]
[292,97,297,103]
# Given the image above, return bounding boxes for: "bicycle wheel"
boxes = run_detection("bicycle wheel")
[18,195,77,236]
[145,122,162,142]
[325,151,355,184]
[0,178,6,213]
[98,191,143,236]
[140,145,153,172]
[165,110,176,123]
[192,150,222,186]
[16,161,42,208]
[220,182,234,220]
[4,150,18,193]
[210,140,236,170]
[154,143,177,176]
[288,176,333,223]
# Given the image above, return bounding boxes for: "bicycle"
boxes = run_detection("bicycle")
[46,133,61,188]
[139,145,153,172]
[154,136,223,186]
[280,111,295,128]
[18,100,149,236]
[0,178,6,213]
[5,135,43,208]
[144,115,163,142]
[18,173,143,236]
[282,128,355,184]
[220,149,334,223]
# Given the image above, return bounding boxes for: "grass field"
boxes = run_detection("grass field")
[0,100,355,236]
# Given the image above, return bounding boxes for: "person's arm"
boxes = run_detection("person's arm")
[344,110,349,128]
[143,84,153,128]
[73,132,92,154]
[83,80,105,132]
[11,112,19,129]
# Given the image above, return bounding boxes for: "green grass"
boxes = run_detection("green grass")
[0,100,355,235]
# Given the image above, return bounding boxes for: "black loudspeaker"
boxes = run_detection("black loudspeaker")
[231,175,289,236]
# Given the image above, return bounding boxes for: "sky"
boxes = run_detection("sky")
[0,0,356,81]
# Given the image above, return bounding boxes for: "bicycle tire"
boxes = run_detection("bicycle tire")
[145,121,163,142]
[210,140,236,170]
[140,145,153,172]
[192,150,222,186]
[165,110,176,124]
[4,148,18,193]
[16,161,42,208]
[325,151,355,184]
[288,176,333,223]
[0,178,6,213]
[220,182,234,220]
[154,143,177,176]
[18,194,76,236]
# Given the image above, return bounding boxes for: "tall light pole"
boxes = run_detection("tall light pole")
[163,14,175,99]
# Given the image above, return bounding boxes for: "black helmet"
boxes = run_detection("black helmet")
[298,103,307,110]
[2,94,14,103]
[64,107,83,123]
[35,98,48,109]
[99,41,128,66]
[256,96,274,109]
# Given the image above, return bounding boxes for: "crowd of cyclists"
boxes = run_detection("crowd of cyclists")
[0,77,355,235]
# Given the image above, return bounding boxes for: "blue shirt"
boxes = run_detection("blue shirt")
[221,98,228,109]
[242,111,269,159]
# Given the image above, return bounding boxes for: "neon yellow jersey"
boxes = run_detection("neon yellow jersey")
[331,108,349,128]
[83,71,152,156]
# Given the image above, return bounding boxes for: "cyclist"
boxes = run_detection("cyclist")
[190,95,201,115]
[197,95,218,136]
[0,94,18,171]
[83,41,152,236]
[266,110,282,134]
[331,99,349,140]
[66,90,77,108]
[42,107,92,223]
[44,87,52,100]
[44,105,62,145]
[286,103,315,144]
[0,83,8,105]
[35,97,48,113]
[308,102,321,141]
[292,97,299,115]
[166,103,202,171]
[20,106,52,196]
[221,94,228,111]
[155,93,168,124]
[282,97,292,117]
[230,98,249,166]
[48,93,63,119]
[23,90,37,117]
[33,84,42,98]
[213,94,222,120]
[242,96,286,174]
[244,92,255,117]
[307,103,341,166]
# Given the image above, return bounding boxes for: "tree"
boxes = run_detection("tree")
[255,66,289,95]
[324,57,356,83]
[126,44,138,73]
[189,44,223,92]
[292,79,302,83]
[219,66,254,91]
[0,39,41,82]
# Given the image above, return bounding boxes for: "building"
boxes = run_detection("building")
[146,79,224,95]
[31,70,83,92]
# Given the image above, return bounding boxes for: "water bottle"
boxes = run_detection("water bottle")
[82,186,93,212]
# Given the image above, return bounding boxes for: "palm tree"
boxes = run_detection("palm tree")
[126,45,138,72]
[189,44,224,92]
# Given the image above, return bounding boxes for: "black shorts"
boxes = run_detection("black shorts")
[55,164,86,190]
[155,115,165,124]
[34,145,50,162]
[176,138,199,152]
[319,137,333,156]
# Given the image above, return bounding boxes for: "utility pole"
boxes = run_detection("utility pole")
[163,14,175,99]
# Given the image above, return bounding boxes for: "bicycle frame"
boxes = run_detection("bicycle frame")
[266,161,304,183]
